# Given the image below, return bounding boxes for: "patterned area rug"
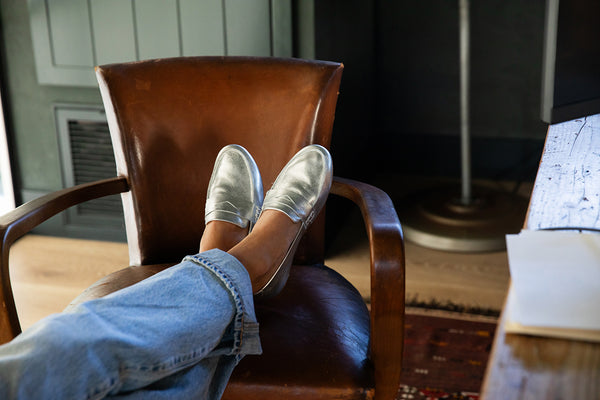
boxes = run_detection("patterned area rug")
[397,308,497,400]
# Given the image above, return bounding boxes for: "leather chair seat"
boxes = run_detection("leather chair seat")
[226,264,373,399]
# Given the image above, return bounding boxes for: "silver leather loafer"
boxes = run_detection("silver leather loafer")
[205,144,263,230]
[255,144,333,299]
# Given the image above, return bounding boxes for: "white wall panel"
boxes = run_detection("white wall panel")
[47,0,94,67]
[180,0,225,56]
[225,0,271,56]
[134,0,181,60]
[90,0,137,65]
[28,0,292,86]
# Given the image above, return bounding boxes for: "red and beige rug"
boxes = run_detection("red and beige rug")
[397,308,497,400]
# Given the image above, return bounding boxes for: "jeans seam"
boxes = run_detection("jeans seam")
[184,254,246,355]
[87,376,117,400]
[119,345,209,374]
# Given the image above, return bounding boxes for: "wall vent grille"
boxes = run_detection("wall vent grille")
[67,119,123,218]
[55,106,124,238]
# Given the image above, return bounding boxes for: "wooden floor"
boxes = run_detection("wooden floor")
[10,235,129,330]
[325,176,529,314]
[10,228,511,332]
[327,238,510,312]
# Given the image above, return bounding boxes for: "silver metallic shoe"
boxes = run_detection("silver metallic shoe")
[205,144,263,230]
[255,144,333,299]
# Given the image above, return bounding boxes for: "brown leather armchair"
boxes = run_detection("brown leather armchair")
[0,57,405,399]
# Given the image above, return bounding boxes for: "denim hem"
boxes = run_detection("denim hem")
[184,250,262,361]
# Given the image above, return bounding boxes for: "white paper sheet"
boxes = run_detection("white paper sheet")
[505,230,600,334]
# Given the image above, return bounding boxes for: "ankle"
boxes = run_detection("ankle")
[229,245,274,293]
[228,210,300,293]
[199,221,248,253]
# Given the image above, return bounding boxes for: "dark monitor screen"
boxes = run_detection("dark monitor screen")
[541,0,600,124]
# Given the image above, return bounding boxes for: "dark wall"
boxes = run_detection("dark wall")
[314,1,377,182]
[315,0,548,183]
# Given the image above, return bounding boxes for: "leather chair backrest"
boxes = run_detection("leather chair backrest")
[96,57,343,266]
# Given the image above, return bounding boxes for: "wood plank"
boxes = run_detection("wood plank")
[327,238,510,311]
[483,303,600,399]
[10,235,128,331]
[527,115,600,231]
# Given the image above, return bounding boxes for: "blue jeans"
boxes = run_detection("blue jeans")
[0,249,262,400]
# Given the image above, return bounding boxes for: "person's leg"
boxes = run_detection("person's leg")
[0,208,306,400]
[100,210,302,400]
[106,353,241,400]
[0,247,260,400]
[102,209,304,400]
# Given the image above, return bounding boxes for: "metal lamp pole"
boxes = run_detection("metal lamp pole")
[397,0,529,252]
[459,0,472,205]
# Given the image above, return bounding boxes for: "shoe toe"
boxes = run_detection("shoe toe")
[263,145,332,225]
[205,145,263,228]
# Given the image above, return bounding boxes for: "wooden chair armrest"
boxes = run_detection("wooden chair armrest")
[0,176,129,342]
[330,176,405,400]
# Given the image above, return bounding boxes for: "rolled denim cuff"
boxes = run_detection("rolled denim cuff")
[184,249,262,361]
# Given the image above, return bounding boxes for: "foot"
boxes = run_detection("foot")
[227,210,300,293]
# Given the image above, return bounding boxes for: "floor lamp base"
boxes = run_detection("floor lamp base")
[397,184,529,252]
